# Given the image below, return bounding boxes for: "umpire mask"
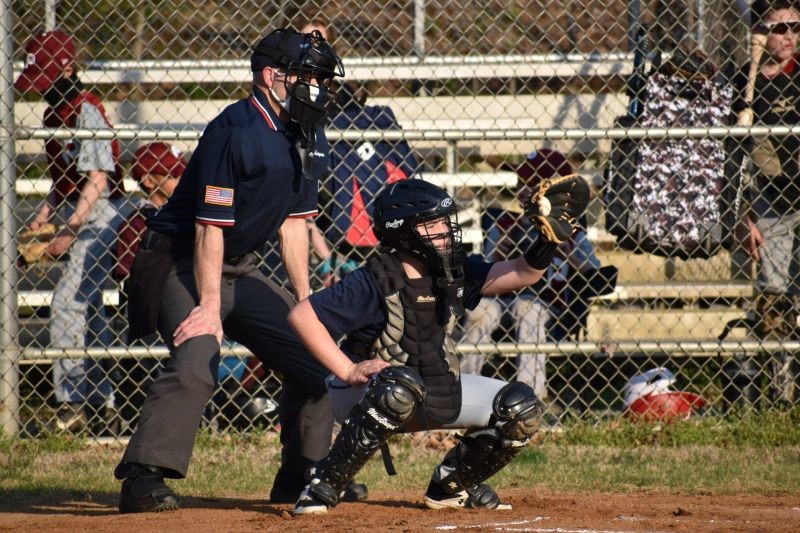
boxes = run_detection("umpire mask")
[283,76,334,146]
[253,29,344,147]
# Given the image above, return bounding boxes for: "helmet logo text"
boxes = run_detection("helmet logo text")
[440,198,453,208]
[385,219,404,229]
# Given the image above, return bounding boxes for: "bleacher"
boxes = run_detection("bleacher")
[11,54,759,361]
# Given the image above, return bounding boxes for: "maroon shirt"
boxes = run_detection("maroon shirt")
[44,90,125,203]
[115,200,158,281]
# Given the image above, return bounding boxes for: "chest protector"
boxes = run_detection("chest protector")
[366,253,462,423]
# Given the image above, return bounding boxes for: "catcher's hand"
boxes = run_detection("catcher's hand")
[17,223,58,267]
[525,173,590,244]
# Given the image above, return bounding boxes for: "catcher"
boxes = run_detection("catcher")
[288,176,589,514]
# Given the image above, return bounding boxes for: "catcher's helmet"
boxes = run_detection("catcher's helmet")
[373,179,466,310]
[251,28,344,145]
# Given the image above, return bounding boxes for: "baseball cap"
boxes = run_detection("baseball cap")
[132,142,187,181]
[250,28,343,79]
[15,30,77,93]
[516,148,573,188]
[251,28,309,71]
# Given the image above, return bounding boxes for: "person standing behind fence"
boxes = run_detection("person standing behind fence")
[734,0,800,406]
[15,30,129,434]
[462,150,579,397]
[112,28,346,513]
[114,143,186,284]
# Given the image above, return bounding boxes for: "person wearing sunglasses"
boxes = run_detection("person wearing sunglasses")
[734,0,800,408]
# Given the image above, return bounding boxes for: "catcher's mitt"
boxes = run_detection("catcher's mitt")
[17,223,58,267]
[525,173,590,243]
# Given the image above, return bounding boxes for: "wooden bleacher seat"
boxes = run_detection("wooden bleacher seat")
[587,308,749,342]
[15,53,636,85]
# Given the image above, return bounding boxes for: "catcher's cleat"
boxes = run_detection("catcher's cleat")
[341,480,368,502]
[116,463,180,514]
[292,483,332,515]
[423,480,511,510]
[271,478,367,504]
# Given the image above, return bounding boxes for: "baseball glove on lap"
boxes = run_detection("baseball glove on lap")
[17,223,58,267]
[525,173,590,243]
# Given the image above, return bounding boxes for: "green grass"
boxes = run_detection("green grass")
[550,408,800,447]
[1,413,799,508]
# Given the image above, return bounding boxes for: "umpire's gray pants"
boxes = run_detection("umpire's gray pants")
[326,372,507,431]
[122,257,333,478]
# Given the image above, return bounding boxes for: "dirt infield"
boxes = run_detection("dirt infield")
[1,490,798,532]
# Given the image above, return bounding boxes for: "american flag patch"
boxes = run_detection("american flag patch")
[204,185,234,206]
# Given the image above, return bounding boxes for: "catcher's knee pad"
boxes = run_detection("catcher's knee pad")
[433,382,542,491]
[364,366,426,425]
[308,366,425,505]
[492,381,544,442]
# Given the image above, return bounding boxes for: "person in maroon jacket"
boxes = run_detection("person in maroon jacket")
[115,142,186,283]
[16,30,129,432]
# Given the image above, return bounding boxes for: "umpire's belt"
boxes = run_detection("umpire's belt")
[141,230,192,256]
[141,230,256,268]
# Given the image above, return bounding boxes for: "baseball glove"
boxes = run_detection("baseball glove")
[17,223,58,267]
[525,173,590,244]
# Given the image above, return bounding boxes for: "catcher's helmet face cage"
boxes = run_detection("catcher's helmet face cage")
[255,30,344,146]
[373,180,466,311]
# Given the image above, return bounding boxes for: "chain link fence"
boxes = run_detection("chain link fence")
[1,0,798,439]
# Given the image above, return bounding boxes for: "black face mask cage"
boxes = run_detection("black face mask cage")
[283,77,334,147]
[411,214,466,314]
[412,215,462,265]
[268,29,343,147]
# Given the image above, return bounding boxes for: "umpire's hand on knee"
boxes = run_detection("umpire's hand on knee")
[173,305,223,347]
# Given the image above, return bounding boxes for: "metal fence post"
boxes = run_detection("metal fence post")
[413,0,425,57]
[44,0,58,31]
[0,0,20,436]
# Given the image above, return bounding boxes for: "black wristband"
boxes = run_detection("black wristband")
[523,236,557,270]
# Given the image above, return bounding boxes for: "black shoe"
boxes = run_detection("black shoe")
[270,468,368,504]
[269,469,306,503]
[116,463,180,513]
[54,403,87,433]
[341,481,368,503]
[85,404,122,437]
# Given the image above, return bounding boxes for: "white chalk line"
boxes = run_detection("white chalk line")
[434,517,668,533]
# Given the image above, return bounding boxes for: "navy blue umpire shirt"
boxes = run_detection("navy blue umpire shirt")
[149,87,329,258]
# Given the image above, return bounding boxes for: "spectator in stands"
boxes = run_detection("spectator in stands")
[461,149,615,407]
[297,19,340,287]
[299,18,414,285]
[301,18,335,46]
[15,30,129,433]
[734,0,800,405]
[321,81,417,283]
[115,142,186,284]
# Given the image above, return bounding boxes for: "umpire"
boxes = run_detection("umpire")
[113,28,345,513]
